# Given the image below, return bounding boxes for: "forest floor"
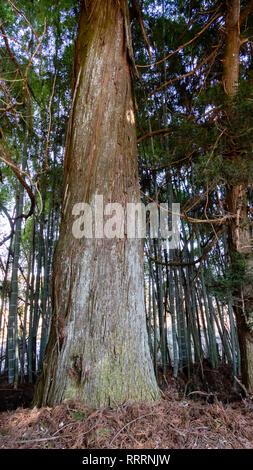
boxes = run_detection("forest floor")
[0,364,253,449]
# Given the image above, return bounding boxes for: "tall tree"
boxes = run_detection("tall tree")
[223,0,253,392]
[33,0,160,408]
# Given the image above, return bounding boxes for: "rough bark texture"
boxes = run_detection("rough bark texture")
[226,185,253,392]
[222,0,241,96]
[223,0,253,392]
[33,0,159,408]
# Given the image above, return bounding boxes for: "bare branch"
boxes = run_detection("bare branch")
[0,143,35,219]
[240,0,253,26]
[137,12,221,69]
[140,190,234,225]
[145,43,222,100]
[137,127,170,143]
[132,0,153,61]
[147,227,226,267]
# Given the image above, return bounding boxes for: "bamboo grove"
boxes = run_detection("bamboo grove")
[0,0,252,394]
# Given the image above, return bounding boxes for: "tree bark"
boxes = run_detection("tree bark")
[33,0,159,408]
[223,0,253,392]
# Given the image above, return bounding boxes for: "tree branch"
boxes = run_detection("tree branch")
[137,127,170,143]
[146,227,226,268]
[240,0,253,26]
[0,143,35,218]
[137,11,221,69]
[131,0,153,60]
[145,43,222,100]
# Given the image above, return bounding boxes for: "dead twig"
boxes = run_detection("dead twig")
[234,376,248,396]
[18,435,70,444]
[109,412,156,445]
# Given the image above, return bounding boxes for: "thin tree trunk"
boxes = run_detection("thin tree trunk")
[7,190,24,384]
[223,0,253,391]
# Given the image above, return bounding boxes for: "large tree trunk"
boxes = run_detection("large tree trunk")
[223,0,253,392]
[33,0,159,408]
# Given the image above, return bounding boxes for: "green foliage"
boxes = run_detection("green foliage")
[205,253,249,301]
[194,153,253,187]
[0,2,15,24]
[0,0,252,387]
[71,409,87,421]
[96,428,111,439]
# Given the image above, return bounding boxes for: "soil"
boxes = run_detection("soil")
[0,378,34,412]
[0,364,252,449]
[170,361,245,403]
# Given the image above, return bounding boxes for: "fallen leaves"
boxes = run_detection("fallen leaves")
[0,392,253,449]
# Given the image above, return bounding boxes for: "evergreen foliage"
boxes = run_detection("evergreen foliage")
[0,0,252,392]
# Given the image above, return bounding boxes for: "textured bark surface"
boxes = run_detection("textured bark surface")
[223,0,253,392]
[222,0,241,96]
[33,0,159,408]
[226,184,253,392]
